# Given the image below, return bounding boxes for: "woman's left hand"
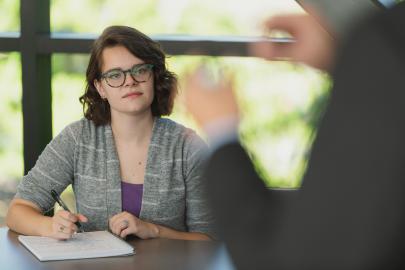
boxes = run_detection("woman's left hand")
[109,211,159,239]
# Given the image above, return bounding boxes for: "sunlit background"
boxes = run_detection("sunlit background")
[0,0,330,224]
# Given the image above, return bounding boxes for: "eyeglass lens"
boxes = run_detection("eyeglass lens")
[104,64,153,88]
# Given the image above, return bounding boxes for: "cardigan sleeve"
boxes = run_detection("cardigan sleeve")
[14,121,80,213]
[183,131,216,238]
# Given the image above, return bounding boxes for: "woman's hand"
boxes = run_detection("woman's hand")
[109,211,159,239]
[49,210,88,240]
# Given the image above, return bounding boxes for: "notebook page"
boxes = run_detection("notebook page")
[18,230,134,261]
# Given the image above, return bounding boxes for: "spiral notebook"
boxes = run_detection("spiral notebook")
[18,230,135,261]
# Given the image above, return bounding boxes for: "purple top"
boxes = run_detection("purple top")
[121,182,143,217]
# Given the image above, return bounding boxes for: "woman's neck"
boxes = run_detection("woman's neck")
[110,110,154,144]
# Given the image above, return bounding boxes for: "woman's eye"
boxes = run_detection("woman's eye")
[131,69,141,76]
[131,66,147,76]
[137,68,147,74]
[108,72,122,79]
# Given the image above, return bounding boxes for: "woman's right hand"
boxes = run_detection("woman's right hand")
[48,210,88,240]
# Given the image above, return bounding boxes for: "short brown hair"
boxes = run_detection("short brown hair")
[80,25,177,126]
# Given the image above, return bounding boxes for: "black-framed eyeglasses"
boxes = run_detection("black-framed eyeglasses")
[100,63,154,88]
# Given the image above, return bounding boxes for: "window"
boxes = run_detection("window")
[0,0,19,32]
[51,0,303,36]
[0,0,330,225]
[0,53,23,223]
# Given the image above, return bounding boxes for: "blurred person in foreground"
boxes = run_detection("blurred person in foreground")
[185,2,405,269]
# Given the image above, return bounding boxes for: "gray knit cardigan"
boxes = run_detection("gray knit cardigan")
[16,117,214,236]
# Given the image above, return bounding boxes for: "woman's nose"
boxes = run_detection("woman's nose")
[124,71,138,86]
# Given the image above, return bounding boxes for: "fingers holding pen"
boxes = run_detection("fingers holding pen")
[76,213,88,223]
[57,210,88,225]
[50,210,87,239]
[51,210,76,239]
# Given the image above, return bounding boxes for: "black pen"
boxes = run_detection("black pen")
[50,189,84,233]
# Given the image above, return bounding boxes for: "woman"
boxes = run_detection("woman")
[6,26,213,241]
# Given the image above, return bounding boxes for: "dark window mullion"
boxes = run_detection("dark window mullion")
[35,33,291,56]
[20,0,52,174]
[0,33,20,52]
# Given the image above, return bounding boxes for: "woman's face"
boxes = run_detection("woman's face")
[94,45,154,118]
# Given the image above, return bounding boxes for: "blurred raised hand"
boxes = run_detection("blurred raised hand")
[184,65,239,129]
[250,12,336,71]
[185,9,335,129]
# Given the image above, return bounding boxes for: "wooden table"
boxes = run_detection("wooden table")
[0,227,234,270]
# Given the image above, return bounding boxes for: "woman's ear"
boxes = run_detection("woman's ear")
[94,79,106,99]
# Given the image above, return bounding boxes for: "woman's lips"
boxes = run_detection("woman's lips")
[123,92,142,98]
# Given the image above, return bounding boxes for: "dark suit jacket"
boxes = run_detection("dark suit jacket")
[205,3,405,270]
